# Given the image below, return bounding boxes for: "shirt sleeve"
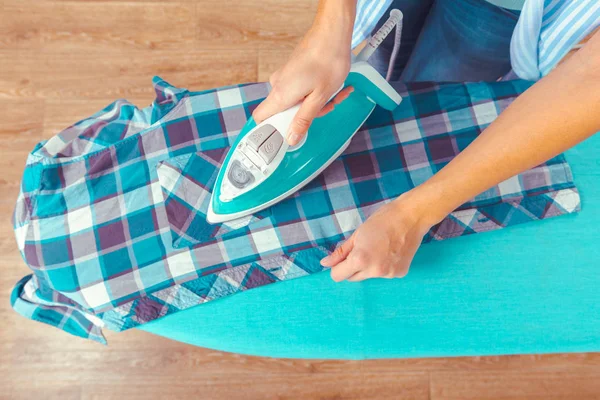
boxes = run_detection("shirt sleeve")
[511,0,600,80]
[351,0,393,49]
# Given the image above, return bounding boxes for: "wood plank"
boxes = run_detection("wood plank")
[0,152,29,200]
[79,371,429,400]
[8,385,82,400]
[0,202,21,249]
[195,0,317,49]
[1,0,316,52]
[0,49,258,99]
[0,98,45,152]
[0,1,197,51]
[430,370,600,400]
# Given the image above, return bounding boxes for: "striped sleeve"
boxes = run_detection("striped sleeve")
[511,0,600,80]
[351,0,393,49]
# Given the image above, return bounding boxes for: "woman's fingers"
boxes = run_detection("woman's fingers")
[346,270,373,282]
[287,90,329,145]
[287,86,355,144]
[252,86,303,124]
[332,86,354,105]
[254,83,353,140]
[329,258,363,282]
[348,265,403,282]
[320,234,355,267]
[317,86,354,117]
[317,102,335,118]
[269,70,281,87]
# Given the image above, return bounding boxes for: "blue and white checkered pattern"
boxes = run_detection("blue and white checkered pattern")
[11,77,580,343]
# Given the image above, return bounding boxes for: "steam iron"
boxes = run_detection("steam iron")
[207,10,404,224]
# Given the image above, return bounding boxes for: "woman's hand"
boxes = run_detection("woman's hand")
[252,1,355,146]
[320,189,444,282]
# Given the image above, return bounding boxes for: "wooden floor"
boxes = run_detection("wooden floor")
[1,1,599,399]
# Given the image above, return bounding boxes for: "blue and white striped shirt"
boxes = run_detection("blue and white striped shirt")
[351,0,394,49]
[352,0,600,81]
[511,0,600,80]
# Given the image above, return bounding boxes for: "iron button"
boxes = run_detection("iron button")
[258,131,283,164]
[247,124,276,151]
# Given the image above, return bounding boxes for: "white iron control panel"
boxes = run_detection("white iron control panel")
[220,123,289,201]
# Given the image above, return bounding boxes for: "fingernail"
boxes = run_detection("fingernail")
[287,131,301,146]
[320,256,331,266]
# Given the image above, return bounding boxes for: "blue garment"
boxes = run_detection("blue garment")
[352,0,525,49]
[486,0,525,10]
[354,0,600,82]
[366,0,519,82]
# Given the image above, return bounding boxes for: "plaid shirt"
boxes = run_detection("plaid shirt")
[11,77,580,344]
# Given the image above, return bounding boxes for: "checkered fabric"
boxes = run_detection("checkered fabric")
[11,77,581,343]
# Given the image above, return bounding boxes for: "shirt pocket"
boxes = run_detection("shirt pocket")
[156,151,271,248]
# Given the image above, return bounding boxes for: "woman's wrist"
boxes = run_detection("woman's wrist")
[391,180,458,230]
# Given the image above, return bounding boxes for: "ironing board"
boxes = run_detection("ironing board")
[140,135,600,359]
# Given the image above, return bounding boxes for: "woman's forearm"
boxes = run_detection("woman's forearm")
[312,0,356,44]
[315,0,357,25]
[407,30,600,226]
